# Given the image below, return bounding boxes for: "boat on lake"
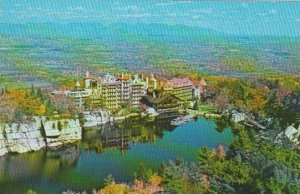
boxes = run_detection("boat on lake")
[170,115,193,126]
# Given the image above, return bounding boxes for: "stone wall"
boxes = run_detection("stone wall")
[0,117,82,157]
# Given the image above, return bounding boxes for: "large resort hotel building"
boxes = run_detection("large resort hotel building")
[63,72,207,112]
[100,74,132,110]
[65,72,149,110]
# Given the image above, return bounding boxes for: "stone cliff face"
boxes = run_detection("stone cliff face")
[0,117,45,156]
[83,110,110,128]
[0,117,82,157]
[43,118,82,147]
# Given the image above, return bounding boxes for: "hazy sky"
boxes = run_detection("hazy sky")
[0,0,299,36]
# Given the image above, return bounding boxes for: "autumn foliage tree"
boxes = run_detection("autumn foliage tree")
[0,87,77,123]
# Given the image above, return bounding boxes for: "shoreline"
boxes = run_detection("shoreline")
[0,110,223,157]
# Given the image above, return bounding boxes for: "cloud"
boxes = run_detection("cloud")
[258,9,278,17]
[198,8,213,14]
[67,6,86,12]
[192,15,200,19]
[120,6,139,11]
[270,9,278,14]
[241,3,249,8]
[155,2,178,7]
[117,13,152,19]
[191,8,213,15]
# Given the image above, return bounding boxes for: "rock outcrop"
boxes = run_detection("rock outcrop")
[83,110,110,128]
[284,125,300,144]
[0,117,45,156]
[231,111,246,123]
[0,117,82,156]
[0,132,8,156]
[43,118,81,147]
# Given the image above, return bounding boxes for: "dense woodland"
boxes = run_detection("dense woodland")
[0,86,76,123]
[201,75,300,129]
[96,132,299,193]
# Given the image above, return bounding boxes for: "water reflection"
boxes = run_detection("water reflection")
[214,116,232,133]
[0,146,80,194]
[0,117,234,194]
[82,117,176,155]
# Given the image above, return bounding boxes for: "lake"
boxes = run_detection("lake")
[0,117,235,194]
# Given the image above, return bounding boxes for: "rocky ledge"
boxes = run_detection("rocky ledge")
[0,117,82,157]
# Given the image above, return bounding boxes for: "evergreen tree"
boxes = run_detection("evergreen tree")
[30,84,35,96]
[57,120,63,131]
[193,100,199,110]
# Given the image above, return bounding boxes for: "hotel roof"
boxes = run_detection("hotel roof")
[169,78,193,88]
[193,78,207,88]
